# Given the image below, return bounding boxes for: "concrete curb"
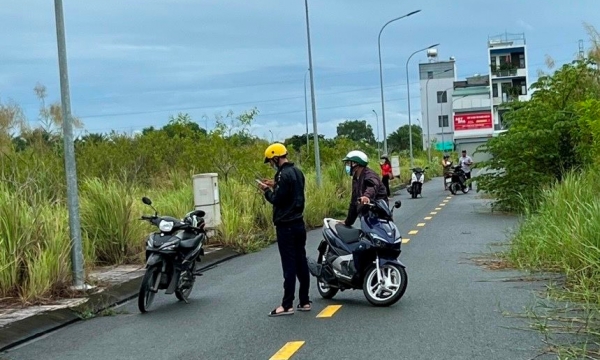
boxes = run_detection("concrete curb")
[0,247,241,352]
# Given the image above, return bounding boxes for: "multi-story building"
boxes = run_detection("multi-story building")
[487,32,530,132]
[418,49,457,153]
[450,32,530,162]
[452,75,493,162]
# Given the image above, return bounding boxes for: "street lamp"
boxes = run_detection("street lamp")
[425,68,452,162]
[304,68,310,151]
[53,0,86,289]
[372,109,380,158]
[304,0,322,186]
[378,10,421,155]
[405,43,439,168]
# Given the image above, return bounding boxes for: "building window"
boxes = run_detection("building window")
[491,56,497,69]
[520,80,527,95]
[436,91,447,103]
[519,54,525,68]
[427,71,433,79]
[492,83,498,97]
[438,115,449,128]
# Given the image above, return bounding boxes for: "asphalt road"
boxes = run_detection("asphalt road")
[4,177,548,360]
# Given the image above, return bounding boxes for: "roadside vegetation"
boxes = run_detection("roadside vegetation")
[475,24,600,357]
[0,84,442,302]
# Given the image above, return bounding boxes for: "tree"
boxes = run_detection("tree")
[387,125,423,153]
[475,56,600,212]
[336,120,375,144]
[284,134,310,152]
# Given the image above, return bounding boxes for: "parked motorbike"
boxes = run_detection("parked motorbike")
[137,196,207,313]
[448,165,470,195]
[306,199,408,307]
[407,166,428,198]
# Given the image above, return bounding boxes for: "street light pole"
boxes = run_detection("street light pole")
[304,0,322,186]
[304,69,310,151]
[377,10,421,156]
[53,0,85,289]
[372,109,380,158]
[405,43,439,168]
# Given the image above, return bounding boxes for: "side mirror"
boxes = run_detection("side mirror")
[142,197,152,205]
[394,200,401,209]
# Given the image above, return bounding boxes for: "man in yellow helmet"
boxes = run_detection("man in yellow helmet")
[258,143,311,317]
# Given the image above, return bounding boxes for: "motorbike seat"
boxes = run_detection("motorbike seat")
[179,233,202,250]
[334,223,362,244]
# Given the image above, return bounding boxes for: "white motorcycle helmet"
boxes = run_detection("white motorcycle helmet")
[342,150,368,176]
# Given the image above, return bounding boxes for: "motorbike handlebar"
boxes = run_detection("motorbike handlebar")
[140,215,155,221]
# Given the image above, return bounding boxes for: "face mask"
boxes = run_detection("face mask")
[345,165,352,176]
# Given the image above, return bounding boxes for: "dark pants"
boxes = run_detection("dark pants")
[276,221,310,309]
[465,171,472,189]
[382,175,391,196]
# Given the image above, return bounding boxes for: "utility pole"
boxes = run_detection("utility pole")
[53,0,86,289]
[304,0,321,186]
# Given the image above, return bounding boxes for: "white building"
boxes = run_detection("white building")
[418,49,457,153]
[488,32,530,133]
[451,32,530,162]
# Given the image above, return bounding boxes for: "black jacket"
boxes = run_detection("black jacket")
[344,166,388,226]
[264,162,305,226]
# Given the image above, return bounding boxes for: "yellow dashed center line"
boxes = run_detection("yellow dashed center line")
[417,223,426,227]
[430,212,437,215]
[424,216,432,220]
[446,196,452,199]
[270,341,305,360]
[316,305,342,318]
[443,199,449,203]
[435,207,442,210]
[439,203,446,206]
[402,238,410,243]
[408,230,419,235]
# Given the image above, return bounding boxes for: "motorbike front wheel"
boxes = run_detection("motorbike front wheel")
[363,263,408,307]
[138,266,160,313]
[449,182,458,195]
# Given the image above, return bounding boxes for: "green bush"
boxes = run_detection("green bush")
[508,167,600,301]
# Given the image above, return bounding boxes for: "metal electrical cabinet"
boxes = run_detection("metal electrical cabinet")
[192,173,221,236]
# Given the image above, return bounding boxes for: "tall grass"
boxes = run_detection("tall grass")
[508,167,600,300]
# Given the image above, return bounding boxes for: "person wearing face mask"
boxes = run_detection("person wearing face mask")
[341,150,388,228]
[339,150,388,281]
[258,143,311,317]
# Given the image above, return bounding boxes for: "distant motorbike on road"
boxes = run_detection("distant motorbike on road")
[306,199,407,307]
[448,165,470,195]
[407,166,428,199]
[137,196,207,313]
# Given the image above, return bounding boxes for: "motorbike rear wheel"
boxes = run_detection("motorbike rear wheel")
[363,263,407,307]
[175,261,196,302]
[138,266,160,313]
[316,254,338,299]
[449,182,458,195]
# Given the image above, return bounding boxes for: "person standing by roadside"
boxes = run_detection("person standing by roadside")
[380,154,394,197]
[258,143,311,317]
[459,150,474,190]
[441,154,453,190]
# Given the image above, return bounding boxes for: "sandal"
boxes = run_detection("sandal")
[297,301,312,312]
[268,306,294,317]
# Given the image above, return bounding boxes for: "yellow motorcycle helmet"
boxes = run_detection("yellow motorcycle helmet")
[264,143,288,163]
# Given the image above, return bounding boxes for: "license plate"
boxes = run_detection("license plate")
[445,178,452,183]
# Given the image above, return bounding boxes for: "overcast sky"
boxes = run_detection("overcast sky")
[1,0,598,140]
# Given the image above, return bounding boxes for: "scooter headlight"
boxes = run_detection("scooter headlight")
[159,220,174,232]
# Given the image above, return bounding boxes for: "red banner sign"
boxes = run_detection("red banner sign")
[453,112,493,131]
